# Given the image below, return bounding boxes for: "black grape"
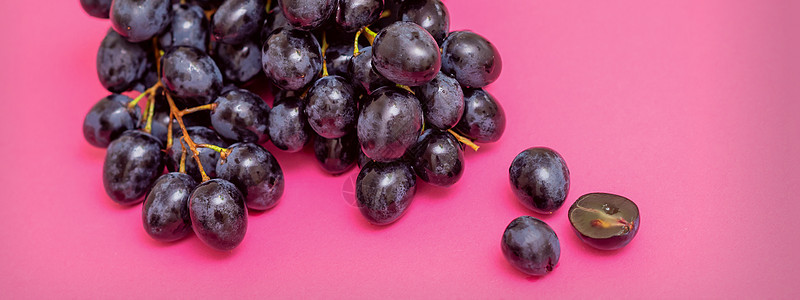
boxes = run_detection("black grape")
[356,160,416,225]
[357,86,423,162]
[262,27,322,91]
[372,21,441,86]
[441,31,502,88]
[336,0,384,32]
[415,72,463,130]
[211,0,266,45]
[189,178,248,251]
[161,46,224,107]
[400,0,449,45]
[305,76,358,139]
[158,3,209,52]
[103,130,165,205]
[96,28,149,93]
[279,0,336,31]
[412,129,464,187]
[83,94,141,148]
[81,0,112,18]
[314,132,359,175]
[142,172,197,242]
[168,126,229,182]
[110,0,172,42]
[454,88,506,143]
[268,95,311,152]
[209,89,270,144]
[217,143,285,211]
[509,147,570,214]
[214,39,262,84]
[501,216,560,276]
[349,46,391,94]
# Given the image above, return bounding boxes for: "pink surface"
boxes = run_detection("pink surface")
[1,0,799,298]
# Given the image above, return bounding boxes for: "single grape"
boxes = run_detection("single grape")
[509,147,570,214]
[81,0,112,18]
[314,132,359,175]
[501,216,560,276]
[372,21,441,86]
[142,172,197,242]
[217,143,285,211]
[279,0,336,31]
[260,7,291,45]
[158,3,209,52]
[110,0,172,42]
[357,86,423,162]
[83,94,141,148]
[211,0,266,45]
[189,178,248,251]
[441,31,502,88]
[96,28,149,93]
[103,130,165,205]
[305,76,358,139]
[168,126,229,182]
[349,46,391,94]
[416,72,463,129]
[336,0,384,32]
[356,160,416,225]
[268,95,311,152]
[454,88,505,143]
[324,33,362,79]
[569,193,640,250]
[412,129,464,187]
[399,0,449,45]
[161,46,224,107]
[210,89,270,144]
[214,39,262,84]
[261,27,322,91]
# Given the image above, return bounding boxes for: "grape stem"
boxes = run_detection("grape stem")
[177,103,217,117]
[321,32,329,77]
[380,10,391,19]
[197,144,231,162]
[353,27,378,56]
[447,129,480,151]
[165,92,211,182]
[179,141,187,174]
[127,82,162,109]
[144,92,156,133]
[396,84,415,95]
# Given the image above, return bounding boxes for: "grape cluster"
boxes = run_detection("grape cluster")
[81,0,504,251]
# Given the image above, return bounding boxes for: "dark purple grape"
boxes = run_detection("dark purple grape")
[372,21,441,86]
[416,72,463,129]
[336,0,384,32]
[96,28,149,93]
[268,95,311,152]
[261,27,322,91]
[279,0,336,31]
[189,178,248,251]
[568,193,640,250]
[217,143,284,211]
[509,147,570,214]
[142,172,197,242]
[210,89,270,143]
[161,46,224,107]
[103,130,165,205]
[357,148,372,169]
[357,86,423,162]
[211,0,266,45]
[349,46,391,94]
[314,132,359,175]
[399,0,449,45]
[371,0,402,30]
[81,0,112,18]
[412,129,464,187]
[441,31,502,88]
[356,160,416,225]
[260,7,291,44]
[501,216,560,276]
[110,0,172,42]
[168,126,229,182]
[305,76,358,139]
[324,34,362,78]
[83,94,141,148]
[214,39,262,84]
[454,88,505,143]
[158,3,209,51]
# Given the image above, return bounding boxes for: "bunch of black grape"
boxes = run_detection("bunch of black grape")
[81,0,504,251]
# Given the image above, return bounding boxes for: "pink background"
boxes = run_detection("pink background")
[1,0,799,298]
